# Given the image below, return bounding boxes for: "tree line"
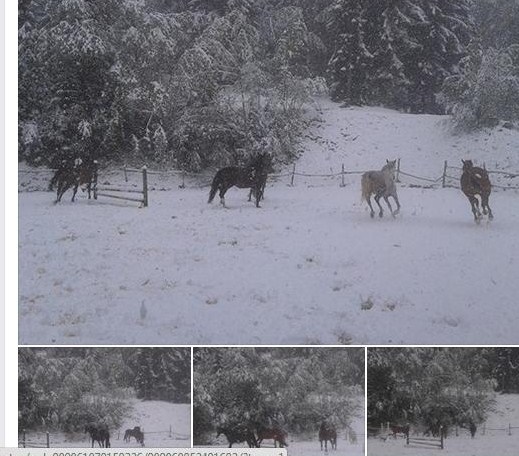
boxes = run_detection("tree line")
[19,347,191,431]
[18,0,519,170]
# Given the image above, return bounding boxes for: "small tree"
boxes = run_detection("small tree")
[439,44,519,129]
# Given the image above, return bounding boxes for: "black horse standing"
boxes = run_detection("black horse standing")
[208,153,271,208]
[85,423,111,448]
[216,425,258,448]
[319,421,337,451]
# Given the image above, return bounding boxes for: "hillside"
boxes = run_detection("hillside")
[18,100,519,345]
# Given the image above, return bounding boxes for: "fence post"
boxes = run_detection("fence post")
[440,426,444,450]
[290,163,296,186]
[396,158,401,183]
[169,425,172,438]
[179,168,186,189]
[124,165,128,183]
[142,166,148,207]
[340,163,346,187]
[442,160,448,188]
[482,424,485,435]
[93,160,99,200]
[509,423,512,436]
[22,430,26,448]
[47,432,50,448]
[455,425,459,437]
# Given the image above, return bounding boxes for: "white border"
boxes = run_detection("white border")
[5,0,18,447]
[1,0,5,446]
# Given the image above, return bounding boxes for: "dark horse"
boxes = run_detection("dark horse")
[390,424,410,439]
[50,158,98,203]
[460,159,493,223]
[256,426,288,448]
[208,153,271,208]
[124,426,145,446]
[319,421,337,451]
[85,423,110,448]
[216,425,258,448]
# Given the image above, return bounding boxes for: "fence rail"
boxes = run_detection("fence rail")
[19,160,519,193]
[406,434,444,450]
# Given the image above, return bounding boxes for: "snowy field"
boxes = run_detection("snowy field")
[199,413,365,456]
[368,394,519,456]
[21,401,190,448]
[19,100,519,345]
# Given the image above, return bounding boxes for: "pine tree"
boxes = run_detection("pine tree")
[327,0,373,104]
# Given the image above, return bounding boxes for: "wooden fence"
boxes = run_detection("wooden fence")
[406,432,444,450]
[481,422,519,436]
[18,425,189,448]
[19,430,50,448]
[282,159,519,191]
[96,166,148,207]
[19,160,519,196]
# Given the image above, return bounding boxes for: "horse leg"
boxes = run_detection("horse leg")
[219,185,230,208]
[374,193,384,217]
[392,194,401,215]
[383,195,394,216]
[56,181,66,203]
[482,193,493,220]
[366,195,375,218]
[468,195,481,223]
[255,184,261,208]
[71,183,79,202]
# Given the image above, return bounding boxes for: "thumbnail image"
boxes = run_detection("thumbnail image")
[194,346,365,455]
[18,347,191,448]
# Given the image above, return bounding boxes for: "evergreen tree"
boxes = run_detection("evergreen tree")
[326,0,373,104]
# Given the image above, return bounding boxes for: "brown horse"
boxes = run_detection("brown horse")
[52,158,98,203]
[208,153,271,208]
[361,160,400,218]
[319,421,337,451]
[460,159,493,223]
[256,426,288,448]
[123,426,145,446]
[390,424,410,439]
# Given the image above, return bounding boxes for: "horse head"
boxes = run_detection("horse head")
[462,159,474,171]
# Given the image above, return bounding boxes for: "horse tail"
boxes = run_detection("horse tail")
[208,172,220,203]
[361,174,370,201]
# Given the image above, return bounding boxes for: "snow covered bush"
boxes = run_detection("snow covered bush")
[368,348,497,432]
[439,45,519,130]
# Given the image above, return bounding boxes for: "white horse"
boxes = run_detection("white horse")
[361,160,401,218]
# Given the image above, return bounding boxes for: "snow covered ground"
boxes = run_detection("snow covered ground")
[368,394,519,456]
[21,401,190,448]
[199,413,365,456]
[19,100,519,345]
